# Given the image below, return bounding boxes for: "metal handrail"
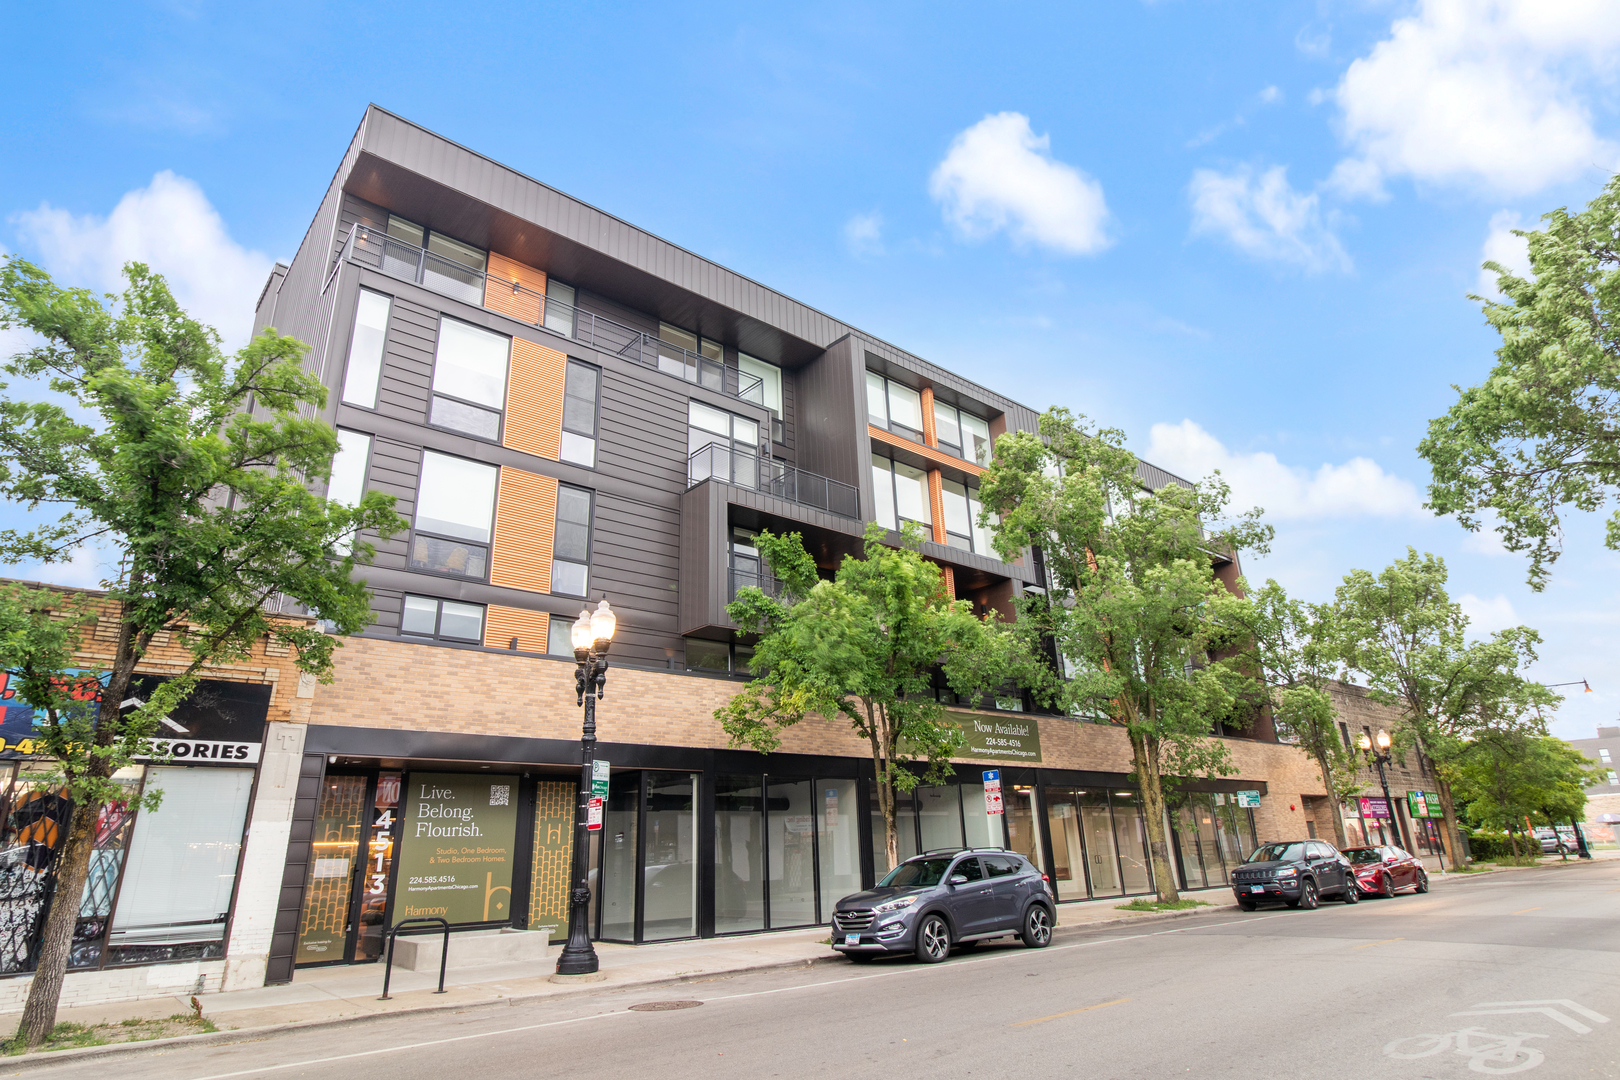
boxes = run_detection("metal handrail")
[728,551,783,601]
[379,916,450,1000]
[341,223,764,403]
[687,443,860,520]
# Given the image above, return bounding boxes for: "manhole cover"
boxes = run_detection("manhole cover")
[628,1000,703,1012]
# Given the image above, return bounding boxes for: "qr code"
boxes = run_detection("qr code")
[489,785,510,807]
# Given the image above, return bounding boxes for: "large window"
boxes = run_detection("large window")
[399,595,485,643]
[340,289,391,409]
[429,317,510,440]
[411,451,497,579]
[866,372,924,441]
[658,322,724,385]
[560,360,600,467]
[385,215,487,306]
[547,614,576,657]
[933,399,993,465]
[739,353,784,443]
[551,484,593,597]
[543,279,576,337]
[327,430,372,556]
[688,401,759,488]
[939,477,996,555]
[871,456,931,533]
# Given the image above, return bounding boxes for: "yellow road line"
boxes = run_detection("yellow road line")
[1353,937,1405,949]
[1512,907,1541,914]
[1012,997,1130,1027]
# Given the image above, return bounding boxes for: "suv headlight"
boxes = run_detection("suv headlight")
[1274,867,1297,878]
[873,896,920,914]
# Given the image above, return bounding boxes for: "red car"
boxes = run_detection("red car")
[1343,846,1429,897]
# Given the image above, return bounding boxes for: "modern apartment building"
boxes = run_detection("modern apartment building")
[220,105,1329,988]
[1570,725,1620,843]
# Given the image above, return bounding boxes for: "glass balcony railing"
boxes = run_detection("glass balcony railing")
[687,443,860,520]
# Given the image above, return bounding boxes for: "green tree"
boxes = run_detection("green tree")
[1249,582,1360,847]
[977,409,1272,903]
[1335,549,1556,866]
[0,258,403,1050]
[1454,737,1602,857]
[1420,174,1620,590]
[716,522,1026,870]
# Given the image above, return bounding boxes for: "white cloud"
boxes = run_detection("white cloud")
[1259,85,1283,105]
[1322,158,1389,203]
[1144,419,1423,520]
[1330,0,1620,197]
[11,171,272,351]
[929,112,1111,256]
[1458,592,1520,634]
[1477,210,1532,297]
[842,211,884,257]
[1187,165,1351,272]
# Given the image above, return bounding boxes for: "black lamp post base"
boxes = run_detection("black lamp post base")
[555,942,600,976]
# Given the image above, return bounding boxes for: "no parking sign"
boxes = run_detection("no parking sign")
[983,770,1004,816]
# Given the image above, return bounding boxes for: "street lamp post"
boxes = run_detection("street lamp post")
[555,600,617,977]
[1357,729,1410,853]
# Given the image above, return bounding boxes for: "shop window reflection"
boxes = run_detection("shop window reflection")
[643,773,697,942]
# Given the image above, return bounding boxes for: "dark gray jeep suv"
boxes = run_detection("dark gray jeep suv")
[831,849,1055,963]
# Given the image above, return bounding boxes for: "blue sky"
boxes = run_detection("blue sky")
[3,1,1618,740]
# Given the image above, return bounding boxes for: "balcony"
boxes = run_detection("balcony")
[687,443,860,520]
[728,551,782,602]
[338,223,762,403]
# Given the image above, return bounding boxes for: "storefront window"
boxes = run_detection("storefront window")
[868,783,919,878]
[597,772,639,942]
[1078,790,1121,897]
[816,781,860,923]
[767,780,816,928]
[961,780,1003,850]
[916,784,962,852]
[715,776,764,933]
[643,773,697,941]
[0,763,70,973]
[1111,790,1153,895]
[1045,788,1084,901]
[71,770,144,970]
[1007,785,1043,874]
[108,766,254,966]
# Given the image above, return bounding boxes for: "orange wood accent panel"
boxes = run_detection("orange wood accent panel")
[940,565,956,601]
[505,338,568,461]
[483,605,551,652]
[926,468,947,544]
[489,467,559,593]
[483,253,547,324]
[869,425,985,476]
[919,386,938,448]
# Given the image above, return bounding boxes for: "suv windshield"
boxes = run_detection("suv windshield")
[878,857,954,888]
[1345,848,1385,864]
[1247,842,1306,864]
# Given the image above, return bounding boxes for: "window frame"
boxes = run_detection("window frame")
[865,371,926,443]
[544,279,577,338]
[398,594,487,644]
[738,353,785,444]
[559,358,603,469]
[339,288,394,411]
[408,450,498,583]
[426,315,511,445]
[870,453,932,533]
[550,483,595,599]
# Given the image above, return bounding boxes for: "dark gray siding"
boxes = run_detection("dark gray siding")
[374,295,437,426]
[795,336,866,507]
[362,435,421,571]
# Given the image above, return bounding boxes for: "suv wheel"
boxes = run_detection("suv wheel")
[1020,905,1053,949]
[915,914,951,964]
[1289,879,1317,910]
[1342,880,1359,904]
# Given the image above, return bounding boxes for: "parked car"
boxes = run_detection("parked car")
[831,849,1055,963]
[1533,827,1573,855]
[1343,845,1429,897]
[1230,840,1356,910]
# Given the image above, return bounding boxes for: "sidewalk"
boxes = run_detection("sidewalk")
[1,884,1239,1044]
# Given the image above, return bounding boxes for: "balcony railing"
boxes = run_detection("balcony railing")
[340,223,762,403]
[728,551,783,602]
[688,443,860,520]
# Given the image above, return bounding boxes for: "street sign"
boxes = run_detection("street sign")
[586,796,604,831]
[591,758,610,799]
[1235,790,1261,809]
[983,770,1004,816]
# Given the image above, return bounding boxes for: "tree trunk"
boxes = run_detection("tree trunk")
[1315,748,1347,848]
[1431,774,1465,868]
[17,799,97,1049]
[1129,731,1179,904]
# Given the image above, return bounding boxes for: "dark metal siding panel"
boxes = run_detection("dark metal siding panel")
[587,490,680,669]
[795,337,866,508]
[596,367,689,495]
[364,436,421,569]
[374,296,436,425]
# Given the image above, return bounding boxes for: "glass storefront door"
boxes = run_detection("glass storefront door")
[1007,785,1043,873]
[1110,790,1153,895]
[715,775,765,933]
[1044,788,1084,901]
[767,779,816,928]
[1078,790,1121,897]
[816,781,861,920]
[296,774,367,965]
[597,772,640,942]
[644,773,698,941]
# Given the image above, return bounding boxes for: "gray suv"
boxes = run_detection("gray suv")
[831,849,1055,963]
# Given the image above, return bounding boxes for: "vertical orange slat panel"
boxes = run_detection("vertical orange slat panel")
[920,386,938,447]
[483,253,547,324]
[504,338,567,460]
[483,605,552,652]
[927,468,947,544]
[940,565,956,602]
[489,467,558,593]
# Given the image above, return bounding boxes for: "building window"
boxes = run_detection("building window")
[548,614,577,657]
[688,401,760,487]
[560,360,600,467]
[327,430,372,555]
[1609,770,1618,786]
[739,353,784,443]
[866,372,924,442]
[551,485,593,597]
[340,289,391,409]
[385,215,488,306]
[658,322,724,385]
[1601,748,1612,763]
[932,398,992,465]
[429,317,510,440]
[400,595,486,642]
[544,280,576,337]
[871,456,931,532]
[411,451,497,579]
[685,638,754,674]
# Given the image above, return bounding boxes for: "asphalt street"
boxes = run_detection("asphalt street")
[17,863,1620,1079]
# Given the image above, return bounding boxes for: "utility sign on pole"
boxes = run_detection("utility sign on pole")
[983,770,1004,816]
[591,759,610,799]
[586,797,604,831]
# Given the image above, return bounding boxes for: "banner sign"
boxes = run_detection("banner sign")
[1360,796,1392,820]
[1235,790,1261,809]
[941,711,1042,763]
[395,772,519,925]
[982,770,1004,816]
[1408,791,1434,818]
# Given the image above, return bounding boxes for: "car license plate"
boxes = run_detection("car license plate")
[1249,885,1264,894]
[844,934,860,945]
